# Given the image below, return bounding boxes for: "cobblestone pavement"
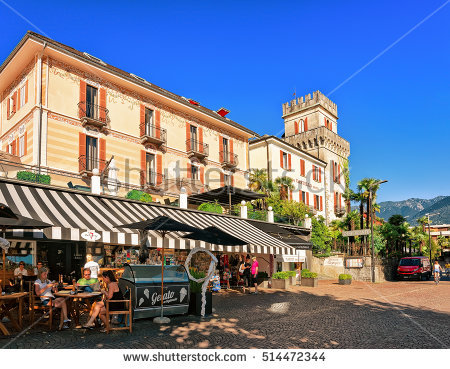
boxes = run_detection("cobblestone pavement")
[1,278,449,349]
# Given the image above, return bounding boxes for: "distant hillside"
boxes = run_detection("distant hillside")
[376,196,450,225]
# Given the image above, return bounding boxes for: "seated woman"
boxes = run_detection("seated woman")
[83,270,123,331]
[34,267,71,330]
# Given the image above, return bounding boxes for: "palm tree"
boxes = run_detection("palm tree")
[357,178,381,229]
[249,169,267,192]
[274,177,294,200]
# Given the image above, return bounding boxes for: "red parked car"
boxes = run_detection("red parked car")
[397,256,431,280]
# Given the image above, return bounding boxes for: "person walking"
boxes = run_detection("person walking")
[251,256,259,294]
[242,256,251,294]
[433,260,442,284]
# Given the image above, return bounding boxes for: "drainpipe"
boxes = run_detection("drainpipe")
[264,137,271,181]
[37,42,47,175]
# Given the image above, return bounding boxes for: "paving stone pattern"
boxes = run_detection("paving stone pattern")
[2,278,449,349]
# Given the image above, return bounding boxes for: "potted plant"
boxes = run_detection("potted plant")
[257,271,269,288]
[338,274,352,285]
[287,270,298,286]
[188,269,212,316]
[300,269,318,287]
[270,271,291,289]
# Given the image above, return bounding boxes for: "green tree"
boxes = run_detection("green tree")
[279,200,310,226]
[274,176,294,200]
[357,178,381,229]
[311,216,332,255]
[249,169,268,192]
[380,214,410,256]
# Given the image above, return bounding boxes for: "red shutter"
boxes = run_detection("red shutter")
[99,88,106,121]
[140,105,145,136]
[156,154,162,185]
[187,163,191,179]
[288,154,292,170]
[314,195,317,209]
[200,166,205,184]
[24,131,27,156]
[301,159,305,176]
[231,174,235,187]
[339,193,342,208]
[17,90,20,110]
[320,196,323,211]
[294,121,299,134]
[280,151,284,168]
[312,165,316,181]
[319,168,322,182]
[155,110,161,139]
[219,136,223,162]
[330,121,333,131]
[79,133,86,172]
[198,127,203,153]
[289,189,292,201]
[99,138,106,172]
[324,117,327,128]
[186,123,191,151]
[140,150,146,186]
[306,192,309,206]
[230,139,234,164]
[25,80,28,104]
[79,81,86,118]
[304,117,308,131]
[13,92,17,113]
[220,172,224,187]
[338,164,341,183]
[7,98,10,119]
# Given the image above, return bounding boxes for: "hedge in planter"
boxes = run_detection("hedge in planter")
[301,269,318,287]
[271,271,291,289]
[17,171,51,185]
[126,190,152,203]
[338,274,352,285]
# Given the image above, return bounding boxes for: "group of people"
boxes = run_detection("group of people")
[221,255,259,294]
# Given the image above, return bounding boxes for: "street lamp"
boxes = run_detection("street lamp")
[426,213,439,262]
[369,180,388,283]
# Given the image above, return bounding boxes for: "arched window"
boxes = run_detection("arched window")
[299,119,305,133]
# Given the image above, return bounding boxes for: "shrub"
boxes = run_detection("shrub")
[271,271,290,279]
[189,269,206,293]
[126,190,152,203]
[301,269,318,279]
[338,274,352,280]
[17,171,51,185]
[197,202,223,214]
[286,271,297,277]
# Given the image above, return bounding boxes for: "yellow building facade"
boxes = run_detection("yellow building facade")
[0,32,257,201]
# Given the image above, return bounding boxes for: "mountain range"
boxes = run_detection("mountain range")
[376,196,450,225]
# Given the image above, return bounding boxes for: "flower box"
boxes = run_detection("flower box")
[301,277,318,287]
[271,278,290,289]
[339,279,351,285]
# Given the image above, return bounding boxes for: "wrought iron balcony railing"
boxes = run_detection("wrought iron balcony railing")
[186,139,209,158]
[220,151,238,168]
[78,102,109,128]
[139,123,166,146]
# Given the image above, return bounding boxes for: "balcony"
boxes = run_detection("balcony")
[141,170,164,190]
[78,102,109,131]
[220,151,238,169]
[334,206,346,217]
[140,123,166,149]
[186,139,209,160]
[78,155,108,177]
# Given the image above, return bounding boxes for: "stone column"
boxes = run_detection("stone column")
[240,200,248,219]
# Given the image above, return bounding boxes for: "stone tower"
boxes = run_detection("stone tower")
[282,91,350,224]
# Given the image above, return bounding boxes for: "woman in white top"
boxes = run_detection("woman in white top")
[34,267,71,330]
[84,254,100,279]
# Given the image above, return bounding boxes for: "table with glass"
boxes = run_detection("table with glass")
[54,290,102,328]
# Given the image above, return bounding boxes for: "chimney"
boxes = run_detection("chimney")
[216,107,230,117]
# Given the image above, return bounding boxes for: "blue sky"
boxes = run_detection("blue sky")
[1,0,449,202]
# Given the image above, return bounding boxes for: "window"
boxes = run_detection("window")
[19,85,26,109]
[222,137,229,161]
[191,165,199,180]
[144,108,154,136]
[190,125,197,150]
[85,136,98,171]
[314,195,323,211]
[19,136,25,157]
[224,173,231,186]
[146,153,156,185]
[282,152,288,169]
[312,165,321,182]
[301,191,306,203]
[8,95,15,117]
[86,85,98,119]
[333,161,341,183]
[299,120,304,133]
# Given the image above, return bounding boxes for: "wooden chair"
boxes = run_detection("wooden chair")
[104,288,132,333]
[30,283,54,330]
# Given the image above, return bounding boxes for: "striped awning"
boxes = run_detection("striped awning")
[0,180,295,255]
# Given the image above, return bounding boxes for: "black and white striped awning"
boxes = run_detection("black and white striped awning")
[0,180,295,255]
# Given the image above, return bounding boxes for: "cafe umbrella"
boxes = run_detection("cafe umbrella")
[0,214,53,286]
[115,215,203,323]
[182,226,247,247]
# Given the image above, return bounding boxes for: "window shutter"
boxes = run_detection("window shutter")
[304,117,308,131]
[79,80,86,118]
[301,160,305,176]
[230,139,234,164]
[186,123,191,151]
[17,90,20,110]
[198,127,203,153]
[338,164,341,183]
[24,131,27,156]
[220,172,224,187]
[280,151,284,168]
[320,196,323,211]
[7,98,10,119]
[324,117,327,127]
[187,163,191,179]
[79,133,86,172]
[231,174,235,187]
[13,92,17,113]
[294,121,299,134]
[140,105,145,136]
[156,154,162,185]
[25,80,28,104]
[99,138,106,172]
[306,192,309,206]
[140,150,146,186]
[314,195,317,209]
[288,154,292,170]
[99,88,106,121]
[289,189,292,201]
[219,136,223,162]
[330,121,333,131]
[312,165,316,180]
[339,193,342,208]
[319,168,322,182]
[155,110,161,139]
[200,166,205,184]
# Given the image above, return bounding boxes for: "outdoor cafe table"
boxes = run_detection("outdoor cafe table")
[0,292,28,335]
[55,291,102,328]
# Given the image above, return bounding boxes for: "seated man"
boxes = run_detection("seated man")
[77,268,98,293]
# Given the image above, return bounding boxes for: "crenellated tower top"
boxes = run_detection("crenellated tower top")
[282,90,338,118]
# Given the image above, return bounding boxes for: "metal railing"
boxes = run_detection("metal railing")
[139,123,167,144]
[142,170,164,187]
[186,139,209,156]
[220,151,238,166]
[78,155,109,172]
[78,101,109,123]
